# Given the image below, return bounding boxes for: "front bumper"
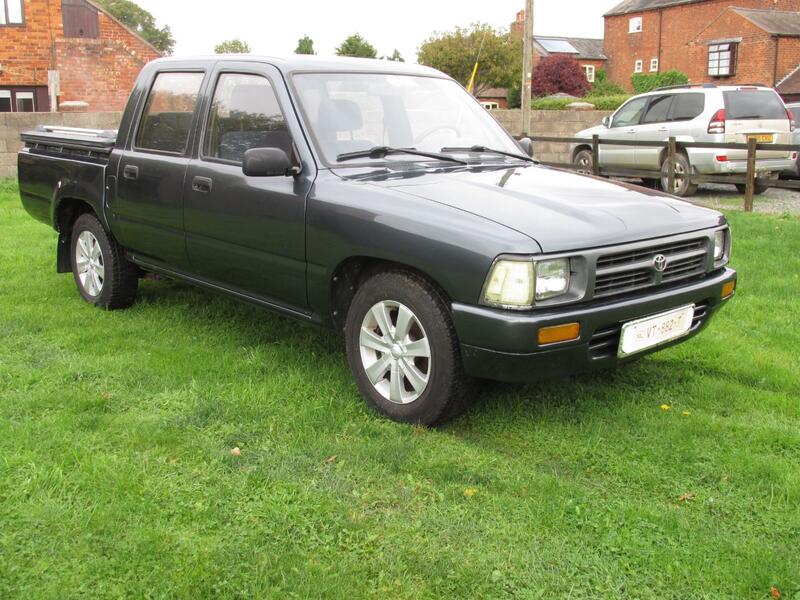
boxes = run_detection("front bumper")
[452,267,737,383]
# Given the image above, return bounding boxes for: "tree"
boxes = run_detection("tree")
[335,34,378,59]
[417,24,521,96]
[295,35,315,55]
[531,55,590,98]
[95,0,175,55]
[384,49,405,62]
[214,39,251,54]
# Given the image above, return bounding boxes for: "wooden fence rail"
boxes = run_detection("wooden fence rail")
[530,135,800,212]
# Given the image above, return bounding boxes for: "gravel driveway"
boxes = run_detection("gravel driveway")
[688,182,800,215]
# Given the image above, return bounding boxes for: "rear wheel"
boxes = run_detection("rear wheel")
[660,152,697,197]
[573,149,594,175]
[735,182,770,195]
[345,270,468,425]
[71,213,138,309]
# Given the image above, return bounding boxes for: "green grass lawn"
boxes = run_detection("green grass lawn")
[1,177,799,599]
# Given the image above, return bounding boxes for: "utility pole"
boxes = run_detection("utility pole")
[520,0,534,136]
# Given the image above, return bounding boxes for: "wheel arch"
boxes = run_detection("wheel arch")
[54,198,99,274]
[572,144,593,162]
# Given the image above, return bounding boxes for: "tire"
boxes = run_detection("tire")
[735,183,769,195]
[660,153,697,197]
[573,149,594,175]
[344,270,468,426]
[71,213,138,309]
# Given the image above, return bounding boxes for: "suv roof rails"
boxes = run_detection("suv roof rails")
[732,83,769,88]
[653,83,718,92]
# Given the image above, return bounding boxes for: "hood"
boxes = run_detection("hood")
[576,124,607,138]
[333,164,724,254]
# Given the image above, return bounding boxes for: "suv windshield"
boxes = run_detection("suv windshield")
[723,90,787,120]
[292,73,520,164]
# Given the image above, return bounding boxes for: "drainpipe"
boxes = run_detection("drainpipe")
[658,9,663,73]
[773,36,780,87]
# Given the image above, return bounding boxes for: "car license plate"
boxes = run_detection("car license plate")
[618,305,695,357]
[748,134,774,143]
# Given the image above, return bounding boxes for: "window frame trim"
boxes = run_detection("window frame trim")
[583,64,596,83]
[708,42,738,77]
[198,69,294,167]
[629,16,642,33]
[0,0,25,26]
[131,68,208,157]
[634,59,643,74]
[650,58,659,73]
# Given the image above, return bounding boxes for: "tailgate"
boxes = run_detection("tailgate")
[725,121,791,160]
[723,90,792,161]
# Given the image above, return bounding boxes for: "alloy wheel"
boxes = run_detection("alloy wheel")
[75,230,104,296]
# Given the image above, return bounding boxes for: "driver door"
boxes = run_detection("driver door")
[183,63,313,311]
[601,96,649,169]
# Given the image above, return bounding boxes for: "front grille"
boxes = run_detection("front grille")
[594,238,708,299]
[588,301,711,361]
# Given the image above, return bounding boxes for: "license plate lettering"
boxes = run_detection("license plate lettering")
[619,305,695,357]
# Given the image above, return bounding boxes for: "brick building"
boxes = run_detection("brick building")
[603,0,800,93]
[0,0,161,113]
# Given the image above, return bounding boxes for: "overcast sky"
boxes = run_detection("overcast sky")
[133,0,622,60]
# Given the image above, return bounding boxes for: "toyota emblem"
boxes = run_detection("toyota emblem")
[653,254,668,272]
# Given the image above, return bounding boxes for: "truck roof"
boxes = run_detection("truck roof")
[146,54,449,78]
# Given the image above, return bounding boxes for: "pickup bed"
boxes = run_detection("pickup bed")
[18,55,737,425]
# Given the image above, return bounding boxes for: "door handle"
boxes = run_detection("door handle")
[192,176,213,193]
[122,165,138,180]
[658,127,668,132]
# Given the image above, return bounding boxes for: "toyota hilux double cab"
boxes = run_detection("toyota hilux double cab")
[572,84,797,196]
[17,56,737,425]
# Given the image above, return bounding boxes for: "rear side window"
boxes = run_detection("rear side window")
[642,95,673,124]
[723,91,787,120]
[670,93,705,122]
[204,73,293,163]
[136,72,205,154]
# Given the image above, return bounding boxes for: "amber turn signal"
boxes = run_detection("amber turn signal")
[538,322,581,346]
[722,280,736,300]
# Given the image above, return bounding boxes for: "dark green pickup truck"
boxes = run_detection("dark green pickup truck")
[17,55,737,424]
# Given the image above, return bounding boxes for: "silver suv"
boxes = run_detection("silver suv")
[572,84,797,197]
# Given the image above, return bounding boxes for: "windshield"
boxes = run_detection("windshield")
[292,72,520,164]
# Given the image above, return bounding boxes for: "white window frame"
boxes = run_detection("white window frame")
[0,0,24,25]
[650,58,659,72]
[634,60,643,74]
[629,17,642,33]
[583,65,596,83]
[481,101,499,110]
[708,43,736,77]
[15,91,34,112]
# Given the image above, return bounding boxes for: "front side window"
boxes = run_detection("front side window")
[612,96,648,128]
[0,0,24,24]
[629,17,642,33]
[293,73,520,164]
[0,91,11,112]
[642,95,673,124]
[204,73,293,163]
[709,43,737,77]
[135,72,204,154]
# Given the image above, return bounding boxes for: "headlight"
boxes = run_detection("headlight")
[714,230,726,260]
[482,257,571,309]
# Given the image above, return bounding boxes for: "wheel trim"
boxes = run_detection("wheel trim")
[359,300,431,405]
[662,160,688,193]
[75,230,104,297]
[576,152,592,175]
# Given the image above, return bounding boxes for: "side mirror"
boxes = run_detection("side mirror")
[602,116,611,128]
[517,137,534,157]
[242,147,295,177]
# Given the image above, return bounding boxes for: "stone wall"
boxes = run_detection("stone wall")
[491,109,612,164]
[0,111,122,178]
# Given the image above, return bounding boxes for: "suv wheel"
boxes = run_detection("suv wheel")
[345,271,467,425]
[71,213,138,309]
[660,153,697,197]
[573,149,594,175]
[735,182,769,195]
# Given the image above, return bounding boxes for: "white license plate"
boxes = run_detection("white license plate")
[618,305,695,357]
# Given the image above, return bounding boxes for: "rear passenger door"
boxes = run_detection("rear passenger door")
[183,63,313,312]
[112,70,206,269]
[634,94,674,170]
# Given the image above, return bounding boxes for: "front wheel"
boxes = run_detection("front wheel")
[344,271,468,425]
[71,213,138,309]
[573,149,594,175]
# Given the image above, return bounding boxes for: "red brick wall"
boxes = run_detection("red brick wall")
[604,0,800,90]
[0,0,160,111]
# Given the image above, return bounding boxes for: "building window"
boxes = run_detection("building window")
[62,0,99,38]
[650,58,659,72]
[0,90,11,112]
[15,91,35,112]
[480,102,500,110]
[0,0,24,25]
[0,88,41,112]
[634,60,643,74]
[708,43,737,77]
[583,65,596,83]
[629,17,642,33]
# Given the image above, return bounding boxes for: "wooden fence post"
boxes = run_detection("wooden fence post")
[744,137,757,212]
[667,137,676,194]
[591,134,600,177]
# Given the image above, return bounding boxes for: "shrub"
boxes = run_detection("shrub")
[631,70,689,94]
[587,95,630,111]
[530,94,630,111]
[586,70,627,97]
[531,55,591,98]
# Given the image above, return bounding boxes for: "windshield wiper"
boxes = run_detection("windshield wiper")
[336,146,467,164]
[440,145,535,163]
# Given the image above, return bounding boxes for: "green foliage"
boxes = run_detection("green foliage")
[631,70,689,94]
[530,94,630,111]
[95,0,175,54]
[587,70,628,97]
[335,34,378,59]
[214,39,251,54]
[417,23,521,96]
[384,49,405,62]
[506,80,522,109]
[2,178,799,597]
[295,35,315,55]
